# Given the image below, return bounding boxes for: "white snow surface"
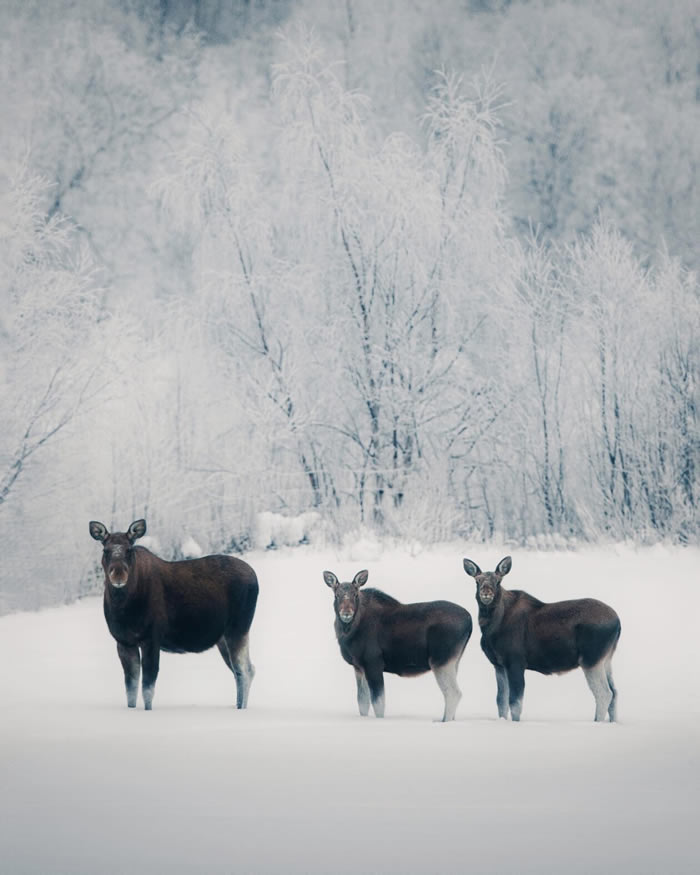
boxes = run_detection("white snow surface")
[1,543,698,874]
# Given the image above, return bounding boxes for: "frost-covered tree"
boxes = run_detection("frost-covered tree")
[271,43,514,533]
[0,165,103,510]
[154,107,331,516]
[0,0,202,302]
[506,232,571,535]
[0,164,109,610]
[2,0,699,614]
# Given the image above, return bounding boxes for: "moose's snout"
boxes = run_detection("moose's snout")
[338,600,355,623]
[336,590,357,624]
[101,541,131,588]
[107,561,129,588]
[478,583,495,604]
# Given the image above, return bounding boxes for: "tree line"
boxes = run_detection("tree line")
[0,0,698,611]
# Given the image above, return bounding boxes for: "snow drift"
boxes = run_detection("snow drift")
[0,544,698,874]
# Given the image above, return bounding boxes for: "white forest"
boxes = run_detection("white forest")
[0,0,698,611]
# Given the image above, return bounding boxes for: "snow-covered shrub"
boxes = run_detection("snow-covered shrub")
[255,511,322,550]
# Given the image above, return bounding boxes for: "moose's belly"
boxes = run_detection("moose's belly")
[383,650,431,677]
[526,643,580,675]
[160,626,223,654]
[388,663,430,677]
[161,606,227,653]
[160,643,189,654]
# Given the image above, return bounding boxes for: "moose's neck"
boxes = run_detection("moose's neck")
[335,607,363,640]
[104,580,135,614]
[478,590,506,631]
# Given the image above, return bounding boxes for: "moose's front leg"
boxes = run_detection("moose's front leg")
[117,643,141,708]
[354,668,370,716]
[495,665,510,719]
[140,641,160,711]
[506,661,525,722]
[364,663,385,718]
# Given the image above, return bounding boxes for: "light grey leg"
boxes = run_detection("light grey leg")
[495,666,509,719]
[606,659,618,722]
[117,643,140,708]
[217,639,234,671]
[355,668,370,716]
[583,663,613,722]
[220,634,255,709]
[432,658,462,722]
[506,663,525,722]
[372,691,386,719]
[366,667,385,718]
[140,641,160,711]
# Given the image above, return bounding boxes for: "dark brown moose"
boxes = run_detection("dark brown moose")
[90,519,258,710]
[324,569,472,721]
[463,556,621,722]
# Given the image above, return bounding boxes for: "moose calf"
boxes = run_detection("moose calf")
[90,519,258,710]
[463,556,621,722]
[324,569,472,721]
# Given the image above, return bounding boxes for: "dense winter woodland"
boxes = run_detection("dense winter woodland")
[0,0,699,610]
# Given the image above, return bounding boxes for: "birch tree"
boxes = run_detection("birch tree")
[273,41,512,531]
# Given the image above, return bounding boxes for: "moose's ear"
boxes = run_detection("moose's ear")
[89,521,108,542]
[127,519,147,542]
[323,571,339,589]
[352,569,369,588]
[463,558,481,577]
[496,556,512,576]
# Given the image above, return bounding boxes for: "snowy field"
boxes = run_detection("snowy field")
[1,544,698,874]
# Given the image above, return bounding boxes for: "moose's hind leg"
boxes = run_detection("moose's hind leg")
[583,662,614,722]
[219,633,255,709]
[605,659,618,722]
[217,639,234,671]
[432,658,462,722]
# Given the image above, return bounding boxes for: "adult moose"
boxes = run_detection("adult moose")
[463,556,620,722]
[90,519,258,710]
[323,569,472,721]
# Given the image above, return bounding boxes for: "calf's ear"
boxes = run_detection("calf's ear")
[463,558,481,577]
[127,519,147,542]
[323,571,339,589]
[496,556,512,576]
[89,521,108,542]
[353,569,369,588]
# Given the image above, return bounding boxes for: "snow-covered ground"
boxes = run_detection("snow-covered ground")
[1,544,698,874]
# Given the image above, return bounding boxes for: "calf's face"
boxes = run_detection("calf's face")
[90,519,147,589]
[323,569,369,625]
[463,556,512,606]
[101,534,133,587]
